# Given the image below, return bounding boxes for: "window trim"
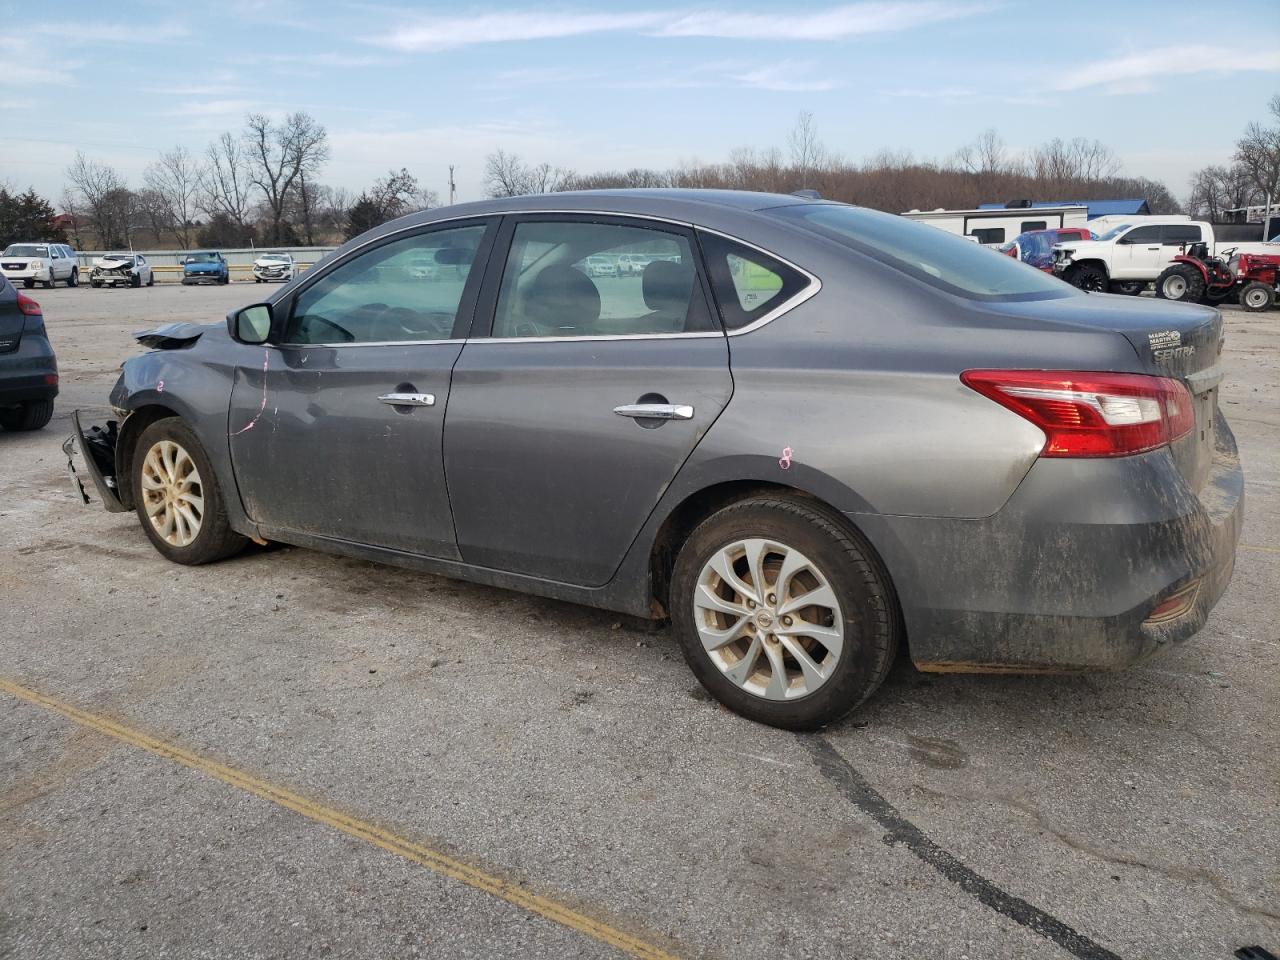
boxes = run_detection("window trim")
[698,226,821,336]
[273,216,499,348]
[471,212,724,343]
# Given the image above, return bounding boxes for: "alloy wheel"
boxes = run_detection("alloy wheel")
[140,440,205,546]
[694,538,844,700]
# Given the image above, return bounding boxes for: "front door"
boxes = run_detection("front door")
[444,215,732,586]
[229,219,495,557]
[1114,225,1164,279]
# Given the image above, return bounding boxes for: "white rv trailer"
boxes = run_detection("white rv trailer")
[900,204,1090,246]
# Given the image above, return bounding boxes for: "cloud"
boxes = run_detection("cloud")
[0,37,76,85]
[170,99,259,118]
[730,62,837,92]
[28,21,190,44]
[366,2,993,51]
[1053,45,1280,93]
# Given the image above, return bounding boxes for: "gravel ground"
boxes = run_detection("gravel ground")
[1,282,1277,960]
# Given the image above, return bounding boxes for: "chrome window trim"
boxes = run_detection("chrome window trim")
[276,338,467,348]
[282,208,822,346]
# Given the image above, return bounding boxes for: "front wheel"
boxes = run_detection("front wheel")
[146,272,154,287]
[1240,281,1276,312]
[1065,263,1107,293]
[67,268,78,288]
[670,496,899,730]
[132,418,247,564]
[1155,264,1205,303]
[22,279,33,289]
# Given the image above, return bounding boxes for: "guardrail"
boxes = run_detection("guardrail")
[147,263,315,283]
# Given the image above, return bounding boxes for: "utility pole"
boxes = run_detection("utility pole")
[448,165,456,206]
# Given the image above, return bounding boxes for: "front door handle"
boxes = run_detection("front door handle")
[613,403,694,421]
[379,392,435,407]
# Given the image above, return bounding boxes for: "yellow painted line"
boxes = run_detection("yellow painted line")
[0,677,678,960]
[1239,543,1280,554]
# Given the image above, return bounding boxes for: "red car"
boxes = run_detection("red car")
[1000,227,1094,271]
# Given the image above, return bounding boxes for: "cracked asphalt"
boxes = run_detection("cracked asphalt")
[1,282,1277,959]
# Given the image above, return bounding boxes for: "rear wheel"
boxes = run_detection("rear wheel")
[146,272,154,287]
[1240,281,1275,312]
[1065,263,1107,292]
[132,418,247,564]
[1155,264,1205,303]
[1110,280,1145,296]
[670,496,899,730]
[0,399,54,432]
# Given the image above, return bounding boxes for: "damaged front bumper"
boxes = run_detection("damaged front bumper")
[63,410,127,512]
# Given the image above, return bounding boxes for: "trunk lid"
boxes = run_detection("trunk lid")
[986,293,1224,494]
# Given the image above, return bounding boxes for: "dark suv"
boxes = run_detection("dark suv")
[0,276,58,431]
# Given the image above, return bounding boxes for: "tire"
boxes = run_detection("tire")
[67,268,78,288]
[1110,280,1145,296]
[1155,264,1205,303]
[130,272,142,288]
[0,398,54,432]
[1065,263,1108,293]
[90,280,101,288]
[43,277,55,289]
[670,496,900,730]
[1239,281,1275,312]
[22,279,33,289]
[146,272,154,287]
[132,417,247,565]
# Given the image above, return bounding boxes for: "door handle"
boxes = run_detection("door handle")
[379,392,435,407]
[1147,246,1160,251]
[613,403,694,421]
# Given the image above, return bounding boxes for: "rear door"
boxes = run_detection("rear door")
[443,214,731,586]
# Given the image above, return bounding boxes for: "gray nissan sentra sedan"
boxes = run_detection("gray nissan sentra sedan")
[65,190,1243,729]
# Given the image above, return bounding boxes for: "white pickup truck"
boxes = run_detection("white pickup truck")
[1052,219,1278,294]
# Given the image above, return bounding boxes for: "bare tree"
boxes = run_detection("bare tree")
[144,146,203,249]
[66,152,134,249]
[955,129,1010,177]
[788,111,824,184]
[243,111,329,244]
[201,132,254,234]
[1235,93,1280,225]
[59,187,84,248]
[134,187,174,245]
[1029,137,1120,184]
[483,149,572,198]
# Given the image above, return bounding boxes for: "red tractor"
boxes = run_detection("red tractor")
[1156,242,1280,312]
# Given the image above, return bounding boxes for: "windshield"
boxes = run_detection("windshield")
[261,254,288,263]
[771,204,1070,301]
[185,253,217,263]
[4,245,48,258]
[1093,224,1133,242]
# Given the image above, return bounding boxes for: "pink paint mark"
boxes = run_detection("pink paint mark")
[156,379,164,393]
[230,350,270,436]
[779,446,793,470]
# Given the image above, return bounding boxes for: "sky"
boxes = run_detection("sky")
[2,0,1279,207]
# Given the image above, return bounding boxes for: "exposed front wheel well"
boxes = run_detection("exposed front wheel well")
[115,404,182,509]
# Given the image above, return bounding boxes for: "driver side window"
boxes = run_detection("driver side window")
[285,224,487,344]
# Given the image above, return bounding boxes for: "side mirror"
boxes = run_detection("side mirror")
[229,303,273,344]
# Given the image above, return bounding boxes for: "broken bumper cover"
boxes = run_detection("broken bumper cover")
[855,420,1245,672]
[63,410,127,512]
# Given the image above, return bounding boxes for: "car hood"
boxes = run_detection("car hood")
[254,258,290,268]
[185,262,222,270]
[1052,240,1104,256]
[94,256,135,269]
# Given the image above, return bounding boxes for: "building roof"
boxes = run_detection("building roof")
[977,199,1151,218]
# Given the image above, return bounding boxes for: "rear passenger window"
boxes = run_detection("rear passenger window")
[1162,224,1202,245]
[698,232,810,331]
[491,220,715,338]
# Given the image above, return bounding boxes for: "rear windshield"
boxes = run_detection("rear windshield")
[770,204,1070,301]
[4,245,48,257]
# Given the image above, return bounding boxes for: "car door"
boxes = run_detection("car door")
[1113,225,1163,278]
[228,218,497,557]
[443,214,732,586]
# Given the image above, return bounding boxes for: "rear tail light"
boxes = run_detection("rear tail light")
[16,292,40,316]
[961,370,1195,458]
[1143,580,1200,625]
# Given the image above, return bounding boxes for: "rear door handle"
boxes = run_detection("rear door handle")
[379,392,435,407]
[613,403,694,421]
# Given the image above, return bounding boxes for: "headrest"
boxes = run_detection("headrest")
[528,265,600,333]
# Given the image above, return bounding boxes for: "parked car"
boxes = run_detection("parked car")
[90,253,153,288]
[0,276,57,431]
[64,191,1243,730]
[1052,219,1277,294]
[999,227,1093,272]
[253,253,295,283]
[182,251,230,285]
[584,254,618,277]
[616,254,648,276]
[1,242,79,288]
